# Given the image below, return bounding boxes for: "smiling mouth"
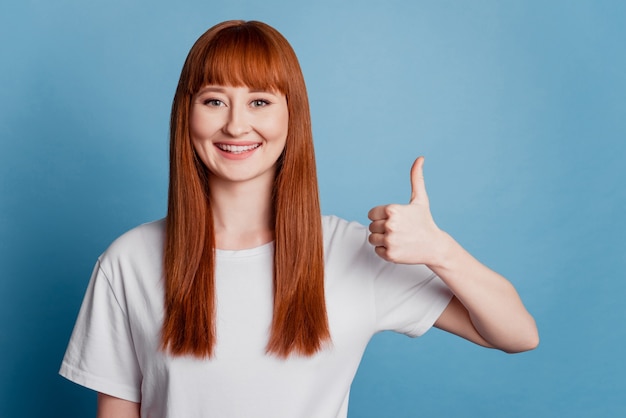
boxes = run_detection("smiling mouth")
[215,143,261,154]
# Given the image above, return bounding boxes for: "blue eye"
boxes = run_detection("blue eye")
[203,99,224,107]
[251,99,270,107]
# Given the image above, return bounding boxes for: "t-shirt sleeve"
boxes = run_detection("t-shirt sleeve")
[373,261,453,337]
[59,260,142,402]
[324,215,453,338]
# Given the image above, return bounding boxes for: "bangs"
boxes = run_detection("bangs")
[184,23,289,95]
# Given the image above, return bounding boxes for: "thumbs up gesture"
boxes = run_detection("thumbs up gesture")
[367,156,447,266]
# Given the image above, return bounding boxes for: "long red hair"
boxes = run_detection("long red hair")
[162,20,329,358]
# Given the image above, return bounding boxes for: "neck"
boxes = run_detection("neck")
[208,175,275,250]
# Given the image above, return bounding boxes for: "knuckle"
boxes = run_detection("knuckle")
[385,204,399,217]
[382,235,394,249]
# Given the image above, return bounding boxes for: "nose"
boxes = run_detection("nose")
[222,105,251,137]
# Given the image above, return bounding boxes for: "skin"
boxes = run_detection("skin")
[189,85,288,250]
[97,393,139,418]
[96,85,538,417]
[368,157,539,353]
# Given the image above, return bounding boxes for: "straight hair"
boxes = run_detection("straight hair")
[162,20,330,358]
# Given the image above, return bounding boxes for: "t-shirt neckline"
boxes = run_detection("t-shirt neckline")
[215,241,275,258]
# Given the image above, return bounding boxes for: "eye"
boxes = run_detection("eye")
[203,99,225,107]
[250,99,270,107]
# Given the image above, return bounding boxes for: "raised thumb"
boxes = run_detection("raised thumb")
[410,156,427,204]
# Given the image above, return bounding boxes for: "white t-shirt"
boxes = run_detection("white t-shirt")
[60,215,453,418]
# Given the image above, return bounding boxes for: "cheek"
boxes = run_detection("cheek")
[188,113,210,164]
[272,108,289,142]
[257,116,288,143]
[189,125,204,158]
[189,106,222,140]
[189,109,205,139]
[190,139,208,169]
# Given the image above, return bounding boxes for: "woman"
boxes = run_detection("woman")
[60,20,538,418]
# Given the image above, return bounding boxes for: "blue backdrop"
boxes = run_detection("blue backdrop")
[1,1,624,417]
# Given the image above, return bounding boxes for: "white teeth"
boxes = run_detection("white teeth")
[216,143,260,154]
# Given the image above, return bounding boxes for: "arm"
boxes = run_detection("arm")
[368,157,538,353]
[430,234,538,353]
[97,393,140,418]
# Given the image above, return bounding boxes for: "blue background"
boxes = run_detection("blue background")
[1,1,624,417]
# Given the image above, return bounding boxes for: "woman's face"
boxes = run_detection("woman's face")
[190,85,288,186]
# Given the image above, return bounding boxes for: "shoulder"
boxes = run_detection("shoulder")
[98,218,166,271]
[322,214,375,266]
[322,214,369,245]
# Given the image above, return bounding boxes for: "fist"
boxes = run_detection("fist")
[367,156,446,265]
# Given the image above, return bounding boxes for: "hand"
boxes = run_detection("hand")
[367,156,448,266]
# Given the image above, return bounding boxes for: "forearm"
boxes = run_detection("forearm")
[368,157,538,352]
[429,232,539,353]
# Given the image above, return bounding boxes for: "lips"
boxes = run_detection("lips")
[215,143,261,154]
